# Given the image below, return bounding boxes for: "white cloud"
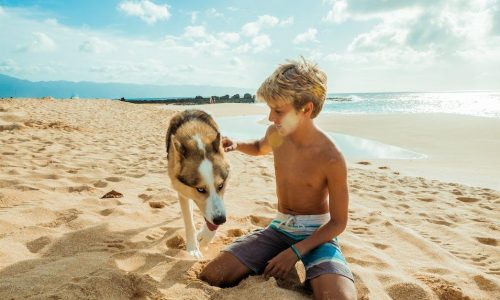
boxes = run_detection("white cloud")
[293,28,318,44]
[227,6,238,12]
[323,0,349,23]
[235,43,251,54]
[0,6,4,15]
[0,59,19,73]
[183,25,207,39]
[251,34,271,52]
[279,16,294,26]
[118,0,171,24]
[18,32,57,53]
[206,8,223,18]
[242,15,279,36]
[79,37,115,54]
[325,0,500,67]
[217,32,240,43]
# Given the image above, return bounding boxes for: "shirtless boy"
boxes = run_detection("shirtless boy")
[199,58,356,300]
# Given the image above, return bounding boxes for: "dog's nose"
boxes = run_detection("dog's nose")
[212,215,226,225]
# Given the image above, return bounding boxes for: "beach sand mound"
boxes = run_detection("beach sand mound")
[0,99,499,299]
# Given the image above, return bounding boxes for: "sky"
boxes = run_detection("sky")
[0,0,499,93]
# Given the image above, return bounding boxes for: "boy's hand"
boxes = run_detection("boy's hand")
[222,136,237,152]
[263,248,299,280]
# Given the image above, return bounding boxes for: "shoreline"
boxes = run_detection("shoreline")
[165,103,500,190]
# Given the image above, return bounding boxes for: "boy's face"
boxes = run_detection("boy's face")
[267,102,303,136]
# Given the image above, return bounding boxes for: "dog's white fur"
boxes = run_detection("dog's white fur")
[166,110,229,258]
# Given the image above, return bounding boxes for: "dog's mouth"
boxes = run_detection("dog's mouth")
[204,218,219,231]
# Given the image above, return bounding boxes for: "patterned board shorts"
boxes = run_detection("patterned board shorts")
[222,217,354,282]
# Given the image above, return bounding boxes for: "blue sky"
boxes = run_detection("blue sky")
[1,0,499,92]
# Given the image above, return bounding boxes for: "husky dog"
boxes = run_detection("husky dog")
[166,110,229,258]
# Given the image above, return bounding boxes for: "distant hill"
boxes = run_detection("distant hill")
[0,74,253,99]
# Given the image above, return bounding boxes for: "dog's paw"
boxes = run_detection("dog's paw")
[187,248,203,259]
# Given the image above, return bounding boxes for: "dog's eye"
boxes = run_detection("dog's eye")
[196,187,207,194]
[217,182,224,191]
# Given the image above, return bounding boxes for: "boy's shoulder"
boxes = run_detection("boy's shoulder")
[314,131,345,165]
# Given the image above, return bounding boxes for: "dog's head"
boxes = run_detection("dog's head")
[170,130,229,231]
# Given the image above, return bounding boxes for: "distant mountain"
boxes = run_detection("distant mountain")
[0,74,253,99]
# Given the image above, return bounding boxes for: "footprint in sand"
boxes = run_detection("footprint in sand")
[26,236,52,253]
[415,273,470,300]
[417,197,435,202]
[456,196,480,203]
[351,226,370,235]
[426,218,452,226]
[487,267,500,275]
[93,180,108,188]
[67,185,93,193]
[100,208,114,216]
[166,233,186,249]
[227,228,246,237]
[371,242,390,250]
[105,176,124,182]
[127,173,146,178]
[357,161,371,165]
[475,237,498,246]
[138,193,153,202]
[149,201,166,209]
[385,282,434,300]
[473,275,499,292]
[39,209,82,228]
[249,215,272,227]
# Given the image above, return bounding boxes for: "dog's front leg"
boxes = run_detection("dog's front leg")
[179,194,202,259]
[197,225,216,249]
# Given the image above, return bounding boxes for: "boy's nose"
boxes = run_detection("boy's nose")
[268,112,275,122]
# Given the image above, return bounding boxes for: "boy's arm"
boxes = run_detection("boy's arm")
[228,126,274,156]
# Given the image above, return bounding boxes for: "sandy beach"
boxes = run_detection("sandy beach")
[0,98,499,299]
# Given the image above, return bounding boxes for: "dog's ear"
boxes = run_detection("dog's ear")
[172,135,187,158]
[212,132,221,153]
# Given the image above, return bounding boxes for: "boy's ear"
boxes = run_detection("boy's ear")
[302,102,314,114]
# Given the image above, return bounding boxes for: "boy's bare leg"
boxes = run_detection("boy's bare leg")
[199,252,252,287]
[310,274,357,300]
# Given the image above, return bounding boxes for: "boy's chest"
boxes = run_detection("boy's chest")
[273,146,326,186]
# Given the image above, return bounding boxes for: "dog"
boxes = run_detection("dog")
[166,109,229,258]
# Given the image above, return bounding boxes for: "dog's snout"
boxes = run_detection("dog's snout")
[212,215,226,225]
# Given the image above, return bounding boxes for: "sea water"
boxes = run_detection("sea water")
[215,115,426,160]
[322,91,500,118]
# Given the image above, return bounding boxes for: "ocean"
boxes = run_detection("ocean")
[323,91,500,118]
[215,115,426,160]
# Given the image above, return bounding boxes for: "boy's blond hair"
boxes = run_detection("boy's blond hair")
[256,57,327,119]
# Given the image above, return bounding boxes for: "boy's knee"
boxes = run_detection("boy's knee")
[311,274,357,300]
[199,252,251,288]
[199,261,225,287]
[315,288,356,300]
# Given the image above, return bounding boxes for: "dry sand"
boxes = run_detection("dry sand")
[0,99,499,299]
